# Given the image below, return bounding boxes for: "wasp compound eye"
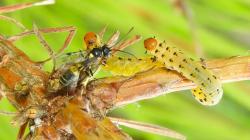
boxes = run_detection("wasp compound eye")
[91,48,102,57]
[102,45,111,57]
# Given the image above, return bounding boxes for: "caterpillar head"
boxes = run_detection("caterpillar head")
[144,37,158,51]
[83,32,101,50]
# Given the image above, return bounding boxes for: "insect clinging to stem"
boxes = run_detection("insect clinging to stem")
[82,28,164,77]
[144,37,223,106]
[46,27,141,93]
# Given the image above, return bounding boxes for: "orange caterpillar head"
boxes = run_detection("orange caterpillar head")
[83,32,101,50]
[144,37,157,51]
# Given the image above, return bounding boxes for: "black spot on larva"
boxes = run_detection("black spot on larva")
[179,65,183,68]
[199,99,203,102]
[193,89,196,92]
[199,92,202,94]
[128,58,132,61]
[118,57,122,60]
[161,54,165,58]
[151,56,157,62]
[195,68,200,72]
[173,52,177,56]
[209,93,213,95]
[190,58,194,61]
[183,59,187,63]
[138,58,142,61]
[204,98,207,102]
[202,65,206,69]
[201,83,205,87]
[169,58,173,62]
[213,75,217,79]
[200,58,205,62]
[217,89,220,92]
[155,49,159,53]
[159,43,162,47]
[166,47,169,51]
[207,78,211,82]
[66,52,73,55]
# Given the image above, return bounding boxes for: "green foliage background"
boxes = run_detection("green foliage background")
[0,0,249,139]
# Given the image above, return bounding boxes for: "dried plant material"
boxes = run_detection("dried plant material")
[0,0,55,14]
[110,117,186,140]
[0,15,27,31]
[0,2,249,139]
[87,56,250,107]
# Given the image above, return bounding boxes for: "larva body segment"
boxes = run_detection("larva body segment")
[103,56,163,76]
[144,38,223,106]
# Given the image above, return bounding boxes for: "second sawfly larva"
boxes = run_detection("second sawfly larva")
[143,37,223,106]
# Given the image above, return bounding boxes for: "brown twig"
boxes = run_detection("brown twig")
[87,56,250,108]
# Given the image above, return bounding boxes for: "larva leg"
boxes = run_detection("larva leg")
[200,57,207,67]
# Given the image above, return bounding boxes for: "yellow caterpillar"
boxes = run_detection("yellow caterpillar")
[143,37,223,106]
[102,56,162,76]
[83,30,163,77]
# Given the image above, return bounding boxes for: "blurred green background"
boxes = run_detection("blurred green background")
[0,0,250,140]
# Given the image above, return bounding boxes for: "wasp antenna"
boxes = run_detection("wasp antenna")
[112,49,137,59]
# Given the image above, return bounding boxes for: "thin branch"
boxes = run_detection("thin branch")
[87,56,250,108]
[114,56,250,106]
[0,0,55,14]
[110,117,186,140]
[0,110,17,116]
